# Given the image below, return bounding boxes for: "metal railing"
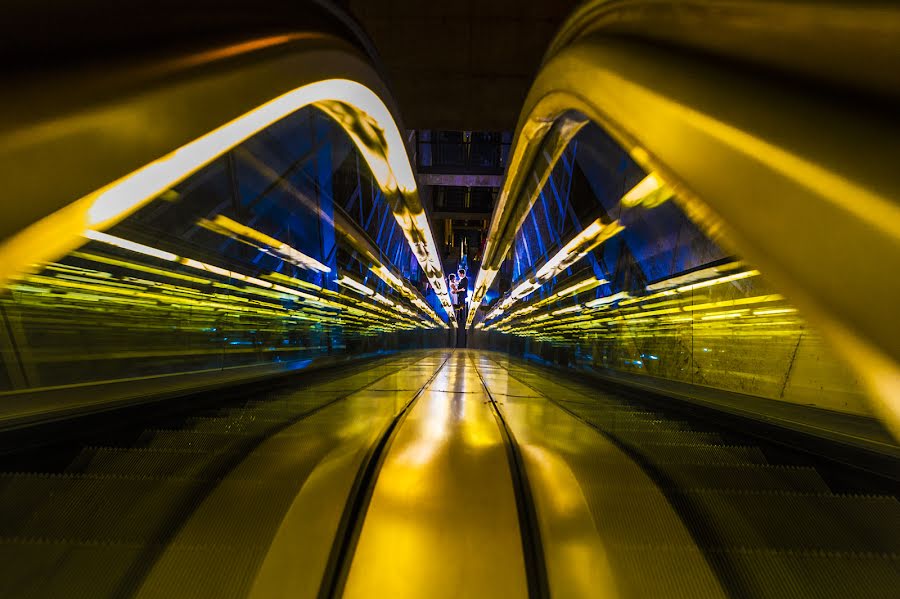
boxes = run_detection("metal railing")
[416,139,511,174]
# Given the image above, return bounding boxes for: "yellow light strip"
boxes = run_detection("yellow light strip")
[585,291,631,308]
[205,215,330,273]
[554,276,606,298]
[551,304,582,316]
[71,251,211,284]
[620,173,674,208]
[677,269,760,292]
[264,272,324,292]
[336,275,375,297]
[373,293,395,307]
[486,274,610,329]
[84,80,410,229]
[700,309,750,320]
[754,307,797,316]
[80,230,432,329]
[1,78,451,325]
[83,230,177,262]
[469,161,658,328]
[683,293,782,312]
[478,220,622,327]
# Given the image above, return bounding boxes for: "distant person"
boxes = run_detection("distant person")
[456,268,469,321]
[448,273,458,309]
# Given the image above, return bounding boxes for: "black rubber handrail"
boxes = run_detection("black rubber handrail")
[470,354,551,599]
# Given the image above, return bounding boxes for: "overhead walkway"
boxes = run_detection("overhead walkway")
[0,350,896,598]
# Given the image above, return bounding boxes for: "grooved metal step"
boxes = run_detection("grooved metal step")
[663,490,900,553]
[606,429,725,445]
[625,443,770,465]
[68,447,319,479]
[608,545,900,599]
[493,360,900,599]
[0,541,264,599]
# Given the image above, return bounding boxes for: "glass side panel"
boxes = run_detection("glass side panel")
[0,107,444,392]
[475,121,869,416]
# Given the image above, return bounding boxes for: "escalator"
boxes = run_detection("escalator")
[0,353,449,598]
[0,350,895,598]
[476,354,899,598]
[0,0,897,597]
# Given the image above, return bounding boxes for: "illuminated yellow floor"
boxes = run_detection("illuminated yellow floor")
[343,353,529,599]
[340,351,725,598]
[471,353,724,599]
[0,350,895,599]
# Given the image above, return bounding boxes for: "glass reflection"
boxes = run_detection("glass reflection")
[474,122,869,416]
[0,107,443,392]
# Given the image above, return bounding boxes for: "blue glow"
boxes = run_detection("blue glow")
[286,359,313,371]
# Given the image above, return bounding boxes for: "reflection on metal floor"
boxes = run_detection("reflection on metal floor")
[0,350,897,598]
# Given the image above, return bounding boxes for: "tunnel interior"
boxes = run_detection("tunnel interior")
[0,1,897,598]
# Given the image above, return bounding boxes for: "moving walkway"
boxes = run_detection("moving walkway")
[0,351,896,598]
[0,1,897,597]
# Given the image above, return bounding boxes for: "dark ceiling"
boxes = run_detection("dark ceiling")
[348,0,582,132]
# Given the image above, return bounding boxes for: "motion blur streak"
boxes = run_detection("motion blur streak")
[0,78,454,321]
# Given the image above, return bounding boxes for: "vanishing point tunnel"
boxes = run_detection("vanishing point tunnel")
[0,1,898,598]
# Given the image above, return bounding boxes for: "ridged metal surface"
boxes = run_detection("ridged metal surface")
[0,352,448,599]
[0,350,896,597]
[477,353,900,598]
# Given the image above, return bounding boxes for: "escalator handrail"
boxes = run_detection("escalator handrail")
[0,2,455,322]
[470,0,900,437]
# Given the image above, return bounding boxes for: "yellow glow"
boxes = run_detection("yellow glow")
[365,265,443,325]
[677,270,760,293]
[624,306,681,318]
[272,284,301,297]
[80,231,347,302]
[552,305,582,316]
[265,272,323,292]
[754,307,797,316]
[243,275,274,288]
[85,80,412,231]
[511,280,541,301]
[554,276,607,298]
[645,261,745,292]
[337,275,375,296]
[684,294,782,312]
[373,293,395,307]
[620,173,673,208]
[177,258,273,288]
[535,219,604,280]
[83,230,177,262]
[70,251,211,284]
[1,77,453,320]
[206,215,331,273]
[619,290,677,306]
[664,315,694,323]
[370,265,404,293]
[700,309,749,320]
[585,291,630,308]
[481,221,623,327]
[467,267,498,327]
